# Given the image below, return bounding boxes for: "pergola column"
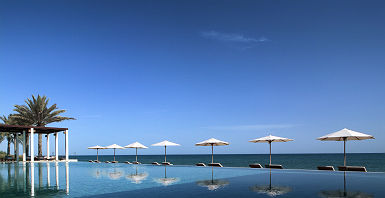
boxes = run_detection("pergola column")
[55,133,59,161]
[65,130,69,161]
[15,133,19,161]
[30,128,34,162]
[23,130,26,162]
[46,134,50,159]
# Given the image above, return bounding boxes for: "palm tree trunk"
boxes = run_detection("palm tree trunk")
[13,137,17,158]
[38,134,42,156]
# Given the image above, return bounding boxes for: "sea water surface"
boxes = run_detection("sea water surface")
[73,153,385,172]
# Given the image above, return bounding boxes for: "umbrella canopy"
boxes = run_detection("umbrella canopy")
[124,142,148,149]
[249,135,293,165]
[249,135,293,143]
[317,128,374,166]
[87,145,106,161]
[88,145,106,149]
[317,128,374,141]
[105,144,125,161]
[124,142,148,162]
[152,140,180,147]
[196,138,229,163]
[152,140,180,162]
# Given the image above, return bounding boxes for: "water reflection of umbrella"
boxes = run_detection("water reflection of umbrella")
[195,138,229,164]
[124,142,148,163]
[317,128,374,166]
[249,170,291,197]
[196,167,229,191]
[153,166,180,186]
[318,172,373,198]
[108,169,123,180]
[126,166,148,184]
[88,145,106,162]
[151,140,180,163]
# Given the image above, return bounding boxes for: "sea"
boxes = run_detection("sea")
[72,153,385,172]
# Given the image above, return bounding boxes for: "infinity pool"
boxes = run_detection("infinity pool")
[1,162,384,197]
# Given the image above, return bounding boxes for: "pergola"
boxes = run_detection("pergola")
[0,124,69,162]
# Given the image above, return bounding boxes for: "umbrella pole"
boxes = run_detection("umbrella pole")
[114,149,116,161]
[136,148,138,162]
[164,146,167,162]
[269,141,272,165]
[96,149,99,161]
[211,144,214,164]
[344,138,346,166]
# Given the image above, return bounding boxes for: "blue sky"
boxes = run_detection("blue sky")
[0,0,384,155]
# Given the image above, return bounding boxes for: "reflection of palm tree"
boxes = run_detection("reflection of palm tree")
[153,165,180,186]
[318,172,373,198]
[196,167,229,191]
[249,169,291,197]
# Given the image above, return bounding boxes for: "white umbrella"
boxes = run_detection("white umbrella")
[317,128,374,166]
[195,138,229,164]
[249,135,293,165]
[151,140,180,162]
[87,145,106,161]
[105,144,125,161]
[124,142,148,162]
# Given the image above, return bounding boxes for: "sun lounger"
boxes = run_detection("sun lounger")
[338,166,367,172]
[111,161,118,163]
[124,161,132,164]
[5,156,14,162]
[208,163,223,167]
[34,156,46,161]
[105,161,111,163]
[152,162,160,165]
[265,164,283,169]
[196,163,206,167]
[317,166,335,171]
[94,160,101,163]
[161,162,173,165]
[249,163,263,168]
[132,161,141,164]
[89,160,94,162]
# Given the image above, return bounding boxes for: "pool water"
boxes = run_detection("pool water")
[1,162,384,197]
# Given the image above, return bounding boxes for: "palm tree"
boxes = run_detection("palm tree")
[0,115,17,156]
[12,95,75,157]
